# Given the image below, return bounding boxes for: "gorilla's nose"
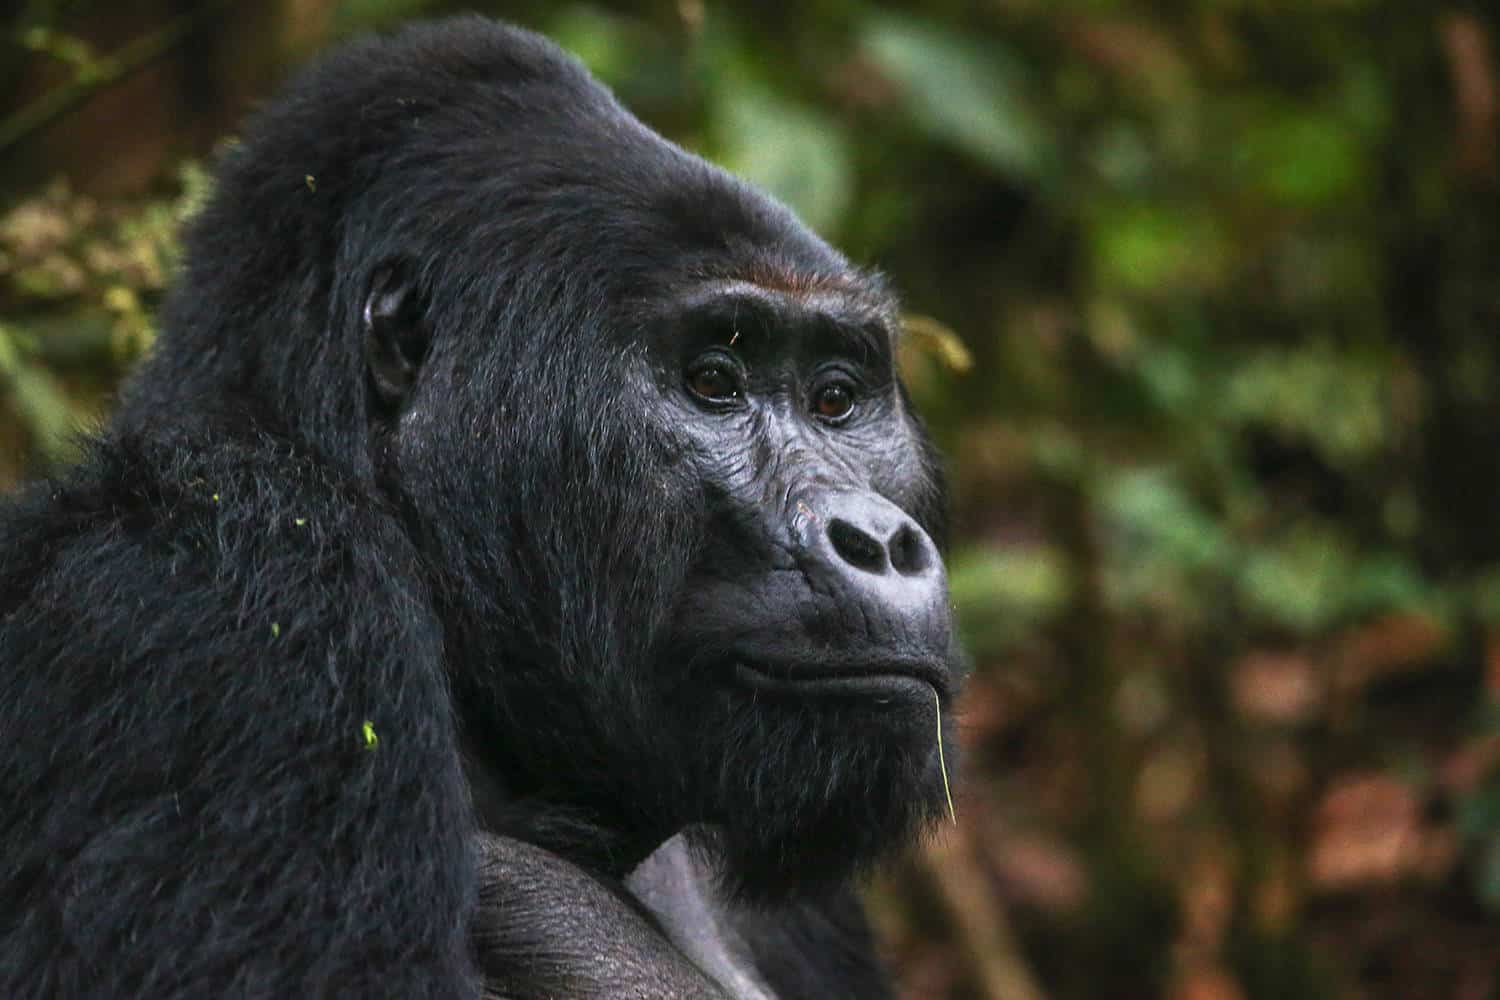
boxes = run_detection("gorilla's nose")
[800,492,946,622]
[827,504,933,578]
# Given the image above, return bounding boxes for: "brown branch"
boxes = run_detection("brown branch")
[1441,12,1499,182]
[0,0,232,158]
[924,830,1047,1000]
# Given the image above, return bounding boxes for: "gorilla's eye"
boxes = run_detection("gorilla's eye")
[687,362,742,404]
[812,383,855,422]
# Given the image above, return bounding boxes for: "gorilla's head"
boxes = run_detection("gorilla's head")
[130,17,962,898]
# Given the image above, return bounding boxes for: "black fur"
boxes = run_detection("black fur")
[0,17,957,997]
[0,426,474,996]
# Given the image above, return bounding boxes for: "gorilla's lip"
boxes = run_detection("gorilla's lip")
[732,659,950,703]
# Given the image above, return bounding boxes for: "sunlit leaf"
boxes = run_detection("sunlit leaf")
[902,314,973,373]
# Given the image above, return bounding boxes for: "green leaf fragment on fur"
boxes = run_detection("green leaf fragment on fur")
[362,721,378,750]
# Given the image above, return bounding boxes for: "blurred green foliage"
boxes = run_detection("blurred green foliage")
[4,2,1500,997]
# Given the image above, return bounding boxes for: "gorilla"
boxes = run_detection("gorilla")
[0,16,961,999]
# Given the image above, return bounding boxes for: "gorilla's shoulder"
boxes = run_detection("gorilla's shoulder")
[0,426,471,999]
[0,421,421,626]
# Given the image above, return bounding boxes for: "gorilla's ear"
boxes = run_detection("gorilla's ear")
[363,262,429,413]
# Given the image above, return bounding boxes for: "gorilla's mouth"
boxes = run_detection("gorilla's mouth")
[732,659,949,702]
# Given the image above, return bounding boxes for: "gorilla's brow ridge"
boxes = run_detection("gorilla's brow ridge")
[672,279,898,356]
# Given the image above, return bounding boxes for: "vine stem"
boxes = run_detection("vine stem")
[0,0,232,158]
[936,685,957,824]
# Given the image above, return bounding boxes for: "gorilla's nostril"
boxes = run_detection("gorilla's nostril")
[828,518,888,574]
[889,524,930,576]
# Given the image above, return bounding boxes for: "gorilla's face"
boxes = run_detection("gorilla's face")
[646,279,958,893]
[349,40,960,895]
[656,279,951,695]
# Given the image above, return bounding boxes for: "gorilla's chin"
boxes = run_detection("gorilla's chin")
[691,684,952,902]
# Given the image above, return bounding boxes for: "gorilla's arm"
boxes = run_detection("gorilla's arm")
[0,428,477,997]
[473,833,727,999]
[627,836,895,1000]
[735,890,897,1000]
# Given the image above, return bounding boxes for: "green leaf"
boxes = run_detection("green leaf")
[1136,344,1199,415]
[1478,837,1500,912]
[1468,569,1500,627]
[1090,202,1229,295]
[713,89,854,235]
[1102,467,1229,573]
[949,545,1069,655]
[333,0,437,32]
[1236,531,1426,634]
[1097,466,1235,617]
[1220,348,1388,464]
[858,15,1050,179]
[902,314,972,373]
[1240,530,1350,634]
[1458,780,1500,839]
[0,335,84,465]
[547,6,645,87]
[1342,554,1430,614]
[1234,108,1366,207]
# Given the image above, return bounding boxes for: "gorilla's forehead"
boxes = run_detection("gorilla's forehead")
[638,278,899,359]
[241,18,877,329]
[363,43,864,287]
